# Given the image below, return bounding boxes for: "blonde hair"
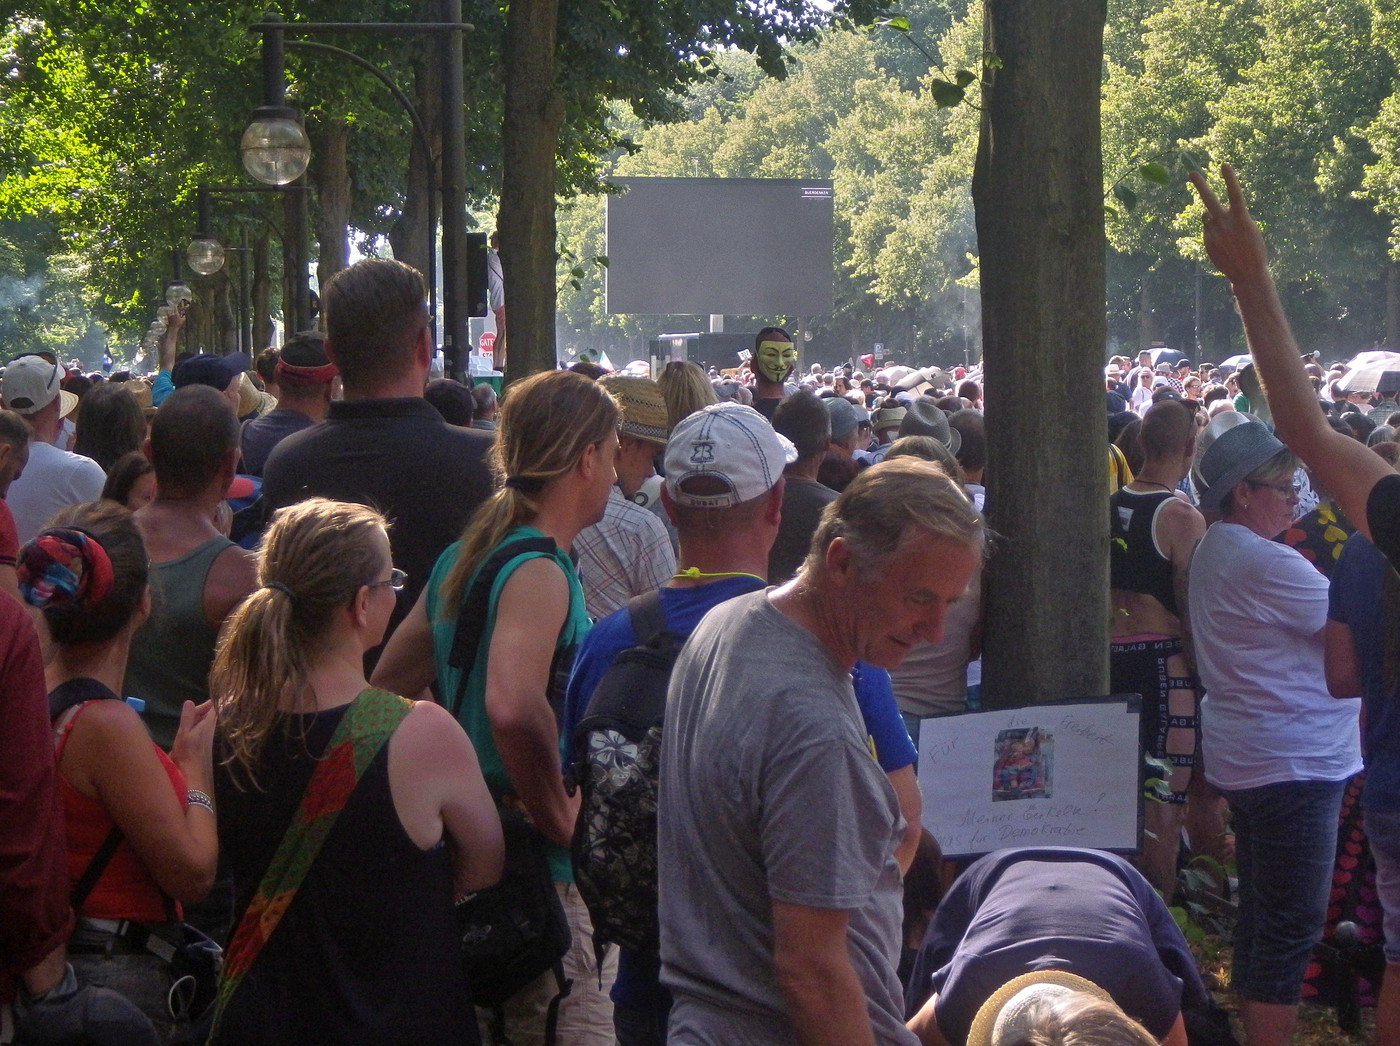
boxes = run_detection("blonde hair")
[657,360,717,429]
[1005,991,1158,1046]
[439,370,618,608]
[211,498,388,783]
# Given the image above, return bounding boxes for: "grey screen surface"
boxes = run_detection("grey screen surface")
[605,178,833,316]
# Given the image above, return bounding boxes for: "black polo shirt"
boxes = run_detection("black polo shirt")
[263,397,495,654]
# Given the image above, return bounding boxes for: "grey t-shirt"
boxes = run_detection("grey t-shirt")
[658,590,915,1045]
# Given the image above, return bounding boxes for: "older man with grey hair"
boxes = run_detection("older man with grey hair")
[660,458,983,1046]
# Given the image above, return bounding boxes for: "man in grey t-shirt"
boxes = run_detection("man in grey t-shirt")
[659,457,983,1046]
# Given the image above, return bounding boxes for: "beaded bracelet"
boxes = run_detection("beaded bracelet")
[186,789,215,814]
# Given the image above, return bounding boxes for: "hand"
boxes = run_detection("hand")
[168,301,188,332]
[170,699,217,783]
[1188,163,1270,286]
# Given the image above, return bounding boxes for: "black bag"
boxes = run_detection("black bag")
[569,591,683,958]
[456,810,572,1010]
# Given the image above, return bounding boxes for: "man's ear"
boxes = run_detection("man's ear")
[824,534,854,585]
[660,485,679,526]
[765,479,785,527]
[142,436,154,464]
[577,438,599,481]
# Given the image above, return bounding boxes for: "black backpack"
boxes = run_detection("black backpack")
[569,590,685,957]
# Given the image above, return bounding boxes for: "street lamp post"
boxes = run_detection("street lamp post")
[244,3,474,377]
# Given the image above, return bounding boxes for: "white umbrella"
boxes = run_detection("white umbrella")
[1337,350,1400,394]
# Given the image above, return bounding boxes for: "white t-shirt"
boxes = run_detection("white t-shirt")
[7,440,106,543]
[1189,521,1361,790]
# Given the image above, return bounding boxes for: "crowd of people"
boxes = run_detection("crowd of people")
[1,166,1398,1046]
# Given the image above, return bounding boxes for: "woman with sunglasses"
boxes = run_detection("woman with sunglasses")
[1187,416,1360,1046]
[207,498,502,1045]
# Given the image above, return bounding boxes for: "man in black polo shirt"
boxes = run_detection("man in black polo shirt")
[262,258,494,658]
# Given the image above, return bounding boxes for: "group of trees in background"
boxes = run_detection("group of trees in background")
[7,0,1400,370]
[558,0,1400,368]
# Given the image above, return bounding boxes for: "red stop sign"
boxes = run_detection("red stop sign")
[479,331,496,353]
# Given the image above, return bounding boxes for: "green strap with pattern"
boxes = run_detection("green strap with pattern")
[207,687,413,1041]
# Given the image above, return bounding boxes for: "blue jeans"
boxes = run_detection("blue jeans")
[1363,807,1400,964]
[1222,778,1346,1004]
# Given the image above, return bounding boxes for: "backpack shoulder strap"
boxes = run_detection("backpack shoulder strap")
[624,589,667,645]
[210,687,412,1038]
[48,677,120,723]
[446,536,557,715]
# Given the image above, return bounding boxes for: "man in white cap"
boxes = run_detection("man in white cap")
[660,456,982,1046]
[1,354,103,543]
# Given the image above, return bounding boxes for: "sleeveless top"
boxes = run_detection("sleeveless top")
[425,526,591,883]
[1109,487,1179,617]
[124,535,236,749]
[56,693,185,923]
[213,700,474,1046]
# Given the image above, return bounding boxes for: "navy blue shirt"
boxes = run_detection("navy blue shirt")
[1329,531,1400,810]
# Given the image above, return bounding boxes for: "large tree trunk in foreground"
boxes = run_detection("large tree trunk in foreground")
[499,0,564,383]
[975,0,1109,707]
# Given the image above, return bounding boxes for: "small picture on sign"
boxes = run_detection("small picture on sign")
[992,728,1053,802]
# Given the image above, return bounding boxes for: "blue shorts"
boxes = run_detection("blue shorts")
[1222,778,1347,1004]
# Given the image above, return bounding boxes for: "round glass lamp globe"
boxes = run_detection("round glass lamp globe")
[186,237,225,276]
[240,117,311,186]
[166,282,193,307]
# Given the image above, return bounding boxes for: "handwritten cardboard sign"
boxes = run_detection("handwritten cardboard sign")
[915,697,1142,858]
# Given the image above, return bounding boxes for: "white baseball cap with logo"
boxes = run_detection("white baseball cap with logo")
[1,354,77,418]
[664,403,796,509]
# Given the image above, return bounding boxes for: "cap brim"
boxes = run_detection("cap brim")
[967,970,1112,1046]
[57,389,79,419]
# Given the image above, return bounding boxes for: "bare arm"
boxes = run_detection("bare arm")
[158,303,185,373]
[1160,499,1206,672]
[887,765,922,876]
[483,558,579,847]
[65,699,218,905]
[772,901,876,1046]
[203,545,259,631]
[1190,165,1393,538]
[388,701,504,894]
[1324,620,1363,699]
[371,588,439,701]
[906,993,956,1046]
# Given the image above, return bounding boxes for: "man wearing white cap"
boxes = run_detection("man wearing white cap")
[660,455,982,1046]
[1,354,103,543]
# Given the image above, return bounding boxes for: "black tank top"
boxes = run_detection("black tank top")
[214,706,477,1046]
[1109,487,1179,617]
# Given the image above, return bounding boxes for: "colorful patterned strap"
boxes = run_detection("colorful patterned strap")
[208,687,413,1039]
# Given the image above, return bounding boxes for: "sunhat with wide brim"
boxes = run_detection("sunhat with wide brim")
[1196,415,1286,512]
[968,969,1113,1046]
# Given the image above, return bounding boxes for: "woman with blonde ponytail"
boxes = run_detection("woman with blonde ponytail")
[208,498,502,1045]
[373,368,621,1041]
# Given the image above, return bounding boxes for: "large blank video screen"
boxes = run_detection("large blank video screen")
[606,178,833,316]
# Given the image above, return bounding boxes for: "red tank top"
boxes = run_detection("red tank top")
[57,701,186,922]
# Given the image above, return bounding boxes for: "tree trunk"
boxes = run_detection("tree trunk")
[314,118,352,293]
[389,49,441,279]
[974,0,1109,708]
[499,0,564,382]
[253,228,274,350]
[1139,278,1158,348]
[1387,261,1399,350]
